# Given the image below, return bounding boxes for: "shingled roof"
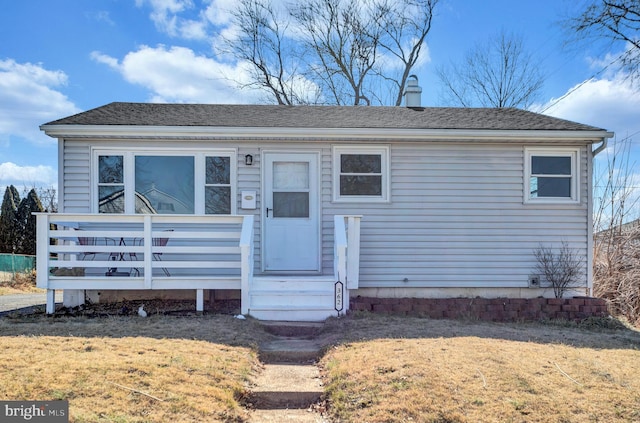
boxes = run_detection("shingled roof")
[43,102,605,132]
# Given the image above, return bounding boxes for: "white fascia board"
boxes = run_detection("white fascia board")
[40,124,614,142]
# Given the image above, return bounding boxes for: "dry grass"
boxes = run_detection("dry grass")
[0,270,43,295]
[593,224,640,326]
[0,314,273,422]
[3,309,640,422]
[320,314,640,423]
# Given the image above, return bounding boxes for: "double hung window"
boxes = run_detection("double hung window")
[525,148,579,203]
[332,146,389,202]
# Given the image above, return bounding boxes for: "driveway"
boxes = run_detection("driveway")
[0,292,62,316]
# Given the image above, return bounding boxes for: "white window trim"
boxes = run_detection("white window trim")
[92,147,237,214]
[524,147,579,204]
[332,145,390,203]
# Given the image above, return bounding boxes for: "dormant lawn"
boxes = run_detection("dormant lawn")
[1,280,639,423]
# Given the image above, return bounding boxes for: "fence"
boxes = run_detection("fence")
[0,253,36,273]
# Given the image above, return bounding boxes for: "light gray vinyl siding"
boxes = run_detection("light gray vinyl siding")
[61,138,590,289]
[62,141,91,213]
[323,142,589,288]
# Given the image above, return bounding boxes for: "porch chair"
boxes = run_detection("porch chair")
[153,229,173,276]
[74,228,97,261]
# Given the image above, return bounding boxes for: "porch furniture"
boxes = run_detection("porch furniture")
[153,229,173,276]
[75,229,117,261]
[109,237,141,276]
[74,228,97,261]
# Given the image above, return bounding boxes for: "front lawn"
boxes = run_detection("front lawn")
[321,314,640,422]
[0,315,270,422]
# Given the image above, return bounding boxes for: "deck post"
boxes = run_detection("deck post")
[196,289,204,312]
[143,215,152,289]
[239,215,254,315]
[46,289,56,314]
[35,213,49,290]
[334,216,347,284]
[346,216,362,290]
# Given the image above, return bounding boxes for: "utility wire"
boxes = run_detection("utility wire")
[539,53,625,114]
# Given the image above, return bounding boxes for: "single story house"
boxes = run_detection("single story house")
[37,85,613,321]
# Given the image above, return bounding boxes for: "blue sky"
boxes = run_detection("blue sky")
[1,0,639,209]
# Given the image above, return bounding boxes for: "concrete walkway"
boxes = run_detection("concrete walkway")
[0,291,62,316]
[248,322,329,423]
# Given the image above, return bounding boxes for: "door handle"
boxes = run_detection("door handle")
[266,207,272,217]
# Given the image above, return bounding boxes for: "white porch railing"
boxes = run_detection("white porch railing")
[36,213,254,314]
[334,215,362,312]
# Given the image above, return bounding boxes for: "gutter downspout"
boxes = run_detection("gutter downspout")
[592,138,608,157]
[587,135,610,296]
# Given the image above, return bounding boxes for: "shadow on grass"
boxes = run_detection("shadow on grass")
[0,300,275,349]
[2,302,639,352]
[318,311,640,352]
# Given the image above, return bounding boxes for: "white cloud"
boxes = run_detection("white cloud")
[540,66,640,224]
[0,59,79,145]
[540,71,640,140]
[136,0,213,41]
[91,45,260,103]
[0,162,57,189]
[90,51,119,69]
[87,10,115,26]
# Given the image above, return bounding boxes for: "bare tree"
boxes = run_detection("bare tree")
[291,0,385,105]
[376,0,438,106]
[224,0,308,105]
[565,0,640,86]
[224,0,438,105]
[534,241,586,299]
[437,31,545,108]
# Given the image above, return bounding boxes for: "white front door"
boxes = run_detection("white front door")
[263,152,320,272]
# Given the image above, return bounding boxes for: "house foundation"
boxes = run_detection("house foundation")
[350,296,609,322]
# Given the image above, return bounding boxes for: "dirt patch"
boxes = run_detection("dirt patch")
[17,297,242,318]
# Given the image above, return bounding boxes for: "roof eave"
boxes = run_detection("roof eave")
[40,124,614,142]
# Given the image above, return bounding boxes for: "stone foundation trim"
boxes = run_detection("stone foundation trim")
[350,296,609,322]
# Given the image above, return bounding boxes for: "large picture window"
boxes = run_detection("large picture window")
[135,156,195,214]
[524,148,579,203]
[332,146,389,202]
[94,150,236,214]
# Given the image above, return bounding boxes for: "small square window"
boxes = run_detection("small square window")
[333,146,389,202]
[525,148,579,203]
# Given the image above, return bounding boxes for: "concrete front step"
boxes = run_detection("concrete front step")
[250,364,323,409]
[249,409,327,422]
[259,321,324,337]
[259,337,326,363]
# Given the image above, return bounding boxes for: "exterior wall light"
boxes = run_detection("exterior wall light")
[245,154,253,166]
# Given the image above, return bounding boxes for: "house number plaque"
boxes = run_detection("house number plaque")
[334,281,344,312]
